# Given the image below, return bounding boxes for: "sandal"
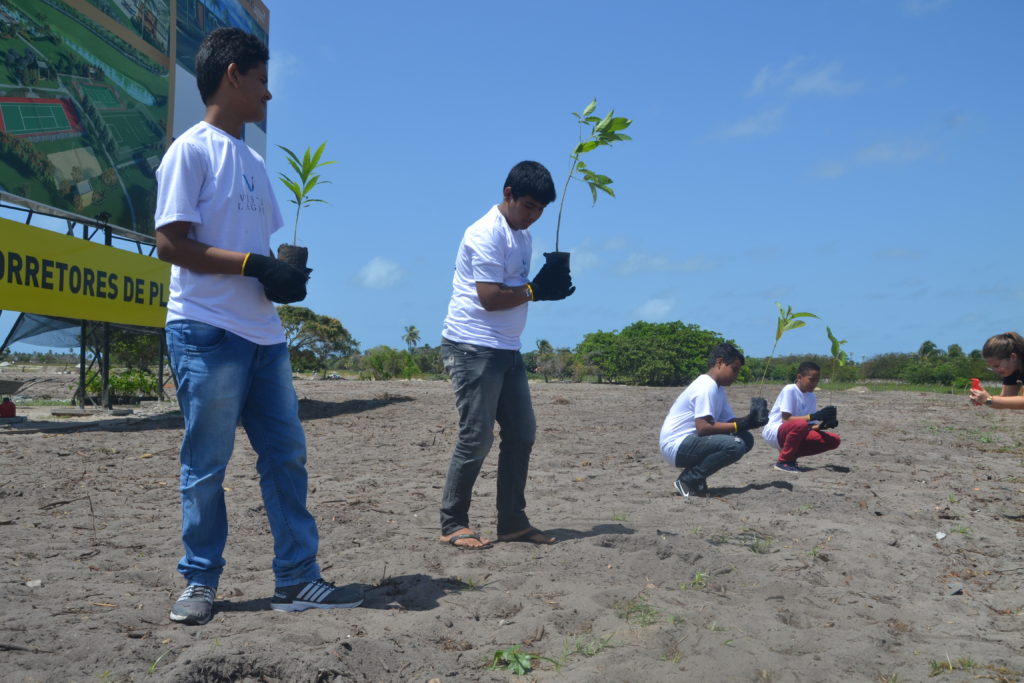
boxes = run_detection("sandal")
[440,530,493,550]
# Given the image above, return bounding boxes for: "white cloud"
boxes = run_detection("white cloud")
[635,297,675,321]
[788,63,862,96]
[716,107,784,139]
[814,161,847,179]
[617,252,715,276]
[856,141,930,164]
[355,257,404,289]
[748,59,861,97]
[748,58,804,96]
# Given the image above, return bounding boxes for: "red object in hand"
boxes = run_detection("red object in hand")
[970,378,981,391]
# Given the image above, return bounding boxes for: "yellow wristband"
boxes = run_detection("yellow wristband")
[526,283,534,301]
[733,421,738,433]
[241,252,251,275]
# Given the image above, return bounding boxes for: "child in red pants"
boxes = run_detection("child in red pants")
[762,362,840,472]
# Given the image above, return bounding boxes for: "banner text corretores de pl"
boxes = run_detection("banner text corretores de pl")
[0,217,169,328]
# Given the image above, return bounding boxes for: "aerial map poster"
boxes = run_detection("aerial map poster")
[0,0,270,236]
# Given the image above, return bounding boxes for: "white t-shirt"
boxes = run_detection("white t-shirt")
[441,205,531,350]
[762,383,818,447]
[154,121,286,345]
[659,374,736,464]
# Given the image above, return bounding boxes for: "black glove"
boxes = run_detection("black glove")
[529,255,575,301]
[734,397,769,431]
[810,405,837,423]
[242,253,309,304]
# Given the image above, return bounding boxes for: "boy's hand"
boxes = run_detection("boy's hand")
[529,256,575,301]
[734,397,769,431]
[812,405,839,429]
[242,253,310,304]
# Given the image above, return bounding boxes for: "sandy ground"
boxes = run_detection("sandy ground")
[1,370,1022,682]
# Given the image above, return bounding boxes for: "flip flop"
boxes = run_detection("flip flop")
[441,531,493,550]
[496,527,557,545]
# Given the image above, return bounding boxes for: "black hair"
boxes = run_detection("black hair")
[707,343,744,369]
[797,361,821,375]
[982,331,1024,361]
[503,161,556,205]
[195,27,269,105]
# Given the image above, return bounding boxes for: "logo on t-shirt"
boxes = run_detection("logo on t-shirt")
[238,174,265,214]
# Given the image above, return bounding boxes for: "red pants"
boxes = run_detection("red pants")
[776,419,840,463]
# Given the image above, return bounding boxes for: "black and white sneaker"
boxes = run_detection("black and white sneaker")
[674,477,706,498]
[271,578,363,612]
[169,584,215,625]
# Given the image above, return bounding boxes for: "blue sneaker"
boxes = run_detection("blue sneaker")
[271,578,363,612]
[774,461,802,473]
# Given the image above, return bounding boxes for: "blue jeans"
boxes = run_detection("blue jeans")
[166,320,320,588]
[439,339,536,536]
[674,431,754,488]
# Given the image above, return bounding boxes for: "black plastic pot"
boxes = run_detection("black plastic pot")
[277,244,308,270]
[544,251,571,269]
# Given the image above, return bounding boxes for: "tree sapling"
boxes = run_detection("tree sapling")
[276,142,335,269]
[550,99,632,268]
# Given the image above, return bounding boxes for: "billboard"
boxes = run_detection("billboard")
[0,0,270,236]
[0,216,170,327]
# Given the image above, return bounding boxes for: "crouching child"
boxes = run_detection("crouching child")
[659,343,768,497]
[762,361,840,472]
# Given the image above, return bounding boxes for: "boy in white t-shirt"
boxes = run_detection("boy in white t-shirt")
[154,28,361,626]
[438,161,575,549]
[659,344,769,497]
[761,361,840,472]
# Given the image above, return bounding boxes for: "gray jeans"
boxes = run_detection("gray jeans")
[674,431,754,488]
[439,339,536,536]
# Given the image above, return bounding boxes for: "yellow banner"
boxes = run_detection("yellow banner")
[0,217,169,327]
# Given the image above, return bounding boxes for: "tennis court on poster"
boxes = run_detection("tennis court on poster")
[103,111,152,148]
[79,83,120,108]
[0,101,73,135]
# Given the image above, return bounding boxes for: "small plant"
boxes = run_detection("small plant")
[825,325,849,401]
[277,142,335,246]
[553,99,633,251]
[148,648,172,674]
[488,645,558,675]
[705,621,728,632]
[760,303,819,387]
[616,594,661,626]
[951,525,971,536]
[611,511,629,522]
[562,634,615,659]
[680,570,710,590]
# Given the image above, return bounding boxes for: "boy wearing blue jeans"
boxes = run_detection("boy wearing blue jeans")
[155,28,361,625]
[659,344,768,496]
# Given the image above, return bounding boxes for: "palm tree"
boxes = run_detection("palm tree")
[402,325,420,351]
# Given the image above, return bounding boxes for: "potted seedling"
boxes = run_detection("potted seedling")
[550,99,632,269]
[275,142,335,270]
[759,302,819,389]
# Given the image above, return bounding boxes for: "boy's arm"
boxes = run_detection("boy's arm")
[476,281,532,311]
[155,221,250,274]
[694,415,744,436]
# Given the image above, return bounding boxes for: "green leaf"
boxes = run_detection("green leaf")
[605,116,632,132]
[573,140,599,155]
[594,109,614,133]
[582,99,597,118]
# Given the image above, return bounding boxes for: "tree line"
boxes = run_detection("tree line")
[0,311,992,392]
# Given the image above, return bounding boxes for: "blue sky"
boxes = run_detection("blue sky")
[5,0,1023,360]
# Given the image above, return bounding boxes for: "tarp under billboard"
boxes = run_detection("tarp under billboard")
[0,216,170,327]
[0,0,270,236]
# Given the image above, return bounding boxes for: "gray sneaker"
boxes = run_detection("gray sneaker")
[271,578,363,612]
[169,584,215,625]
